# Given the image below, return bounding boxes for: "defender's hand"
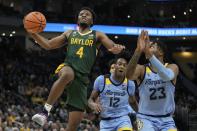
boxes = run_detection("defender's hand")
[144,31,154,59]
[108,44,125,54]
[136,30,147,53]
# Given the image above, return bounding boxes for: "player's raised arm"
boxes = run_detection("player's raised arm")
[126,30,147,80]
[23,12,72,50]
[96,31,125,54]
[28,30,72,50]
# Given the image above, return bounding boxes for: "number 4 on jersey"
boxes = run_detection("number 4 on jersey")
[76,47,84,58]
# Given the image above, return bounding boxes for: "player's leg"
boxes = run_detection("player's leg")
[117,115,133,131]
[32,64,74,126]
[65,74,88,130]
[46,65,74,105]
[136,118,155,131]
[66,106,84,131]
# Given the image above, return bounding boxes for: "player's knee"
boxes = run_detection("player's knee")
[59,68,74,82]
[60,71,74,81]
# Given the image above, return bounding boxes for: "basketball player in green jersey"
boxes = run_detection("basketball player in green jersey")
[25,7,125,131]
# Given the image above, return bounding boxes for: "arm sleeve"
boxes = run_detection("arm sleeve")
[127,80,136,96]
[93,75,105,92]
[149,55,175,81]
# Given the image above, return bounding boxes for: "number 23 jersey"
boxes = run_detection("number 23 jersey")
[138,64,175,116]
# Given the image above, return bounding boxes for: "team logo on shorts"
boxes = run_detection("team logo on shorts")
[136,119,143,130]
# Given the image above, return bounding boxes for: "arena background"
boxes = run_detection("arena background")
[0,0,197,131]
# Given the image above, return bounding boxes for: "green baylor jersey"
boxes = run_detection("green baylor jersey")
[65,30,98,74]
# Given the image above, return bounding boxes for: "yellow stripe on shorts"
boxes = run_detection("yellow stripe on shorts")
[168,129,177,131]
[117,127,133,131]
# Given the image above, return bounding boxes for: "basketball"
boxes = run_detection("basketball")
[23,11,46,33]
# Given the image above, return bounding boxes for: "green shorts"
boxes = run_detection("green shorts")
[64,62,90,111]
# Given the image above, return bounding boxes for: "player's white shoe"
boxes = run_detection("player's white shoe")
[32,113,48,126]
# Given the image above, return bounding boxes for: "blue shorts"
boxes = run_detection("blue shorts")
[100,115,133,131]
[136,114,177,131]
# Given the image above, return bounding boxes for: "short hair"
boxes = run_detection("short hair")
[76,7,96,27]
[114,50,131,63]
[151,39,170,62]
[151,40,167,55]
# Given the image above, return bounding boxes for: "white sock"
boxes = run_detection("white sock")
[44,103,52,113]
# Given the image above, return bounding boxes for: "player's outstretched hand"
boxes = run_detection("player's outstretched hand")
[108,44,125,54]
[136,30,147,53]
[144,31,154,59]
[92,103,102,114]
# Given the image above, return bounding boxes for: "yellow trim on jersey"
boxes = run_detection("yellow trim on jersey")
[55,63,65,74]
[146,66,152,74]
[105,78,112,85]
[77,30,92,36]
[168,129,177,131]
[123,78,128,84]
[117,127,133,131]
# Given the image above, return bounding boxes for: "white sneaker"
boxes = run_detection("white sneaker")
[32,113,48,126]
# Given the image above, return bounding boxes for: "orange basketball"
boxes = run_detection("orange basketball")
[23,11,46,33]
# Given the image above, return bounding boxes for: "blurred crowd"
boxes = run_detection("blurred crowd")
[0,36,101,131]
[0,0,197,27]
[0,36,197,131]
[0,88,100,131]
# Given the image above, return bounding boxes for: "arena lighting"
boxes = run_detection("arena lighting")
[180,52,193,58]
[44,23,197,36]
[114,36,118,39]
[10,2,14,7]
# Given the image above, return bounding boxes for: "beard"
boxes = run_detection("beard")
[78,22,89,28]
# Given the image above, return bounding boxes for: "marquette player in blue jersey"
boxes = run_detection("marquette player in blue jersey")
[88,52,138,131]
[126,30,179,131]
